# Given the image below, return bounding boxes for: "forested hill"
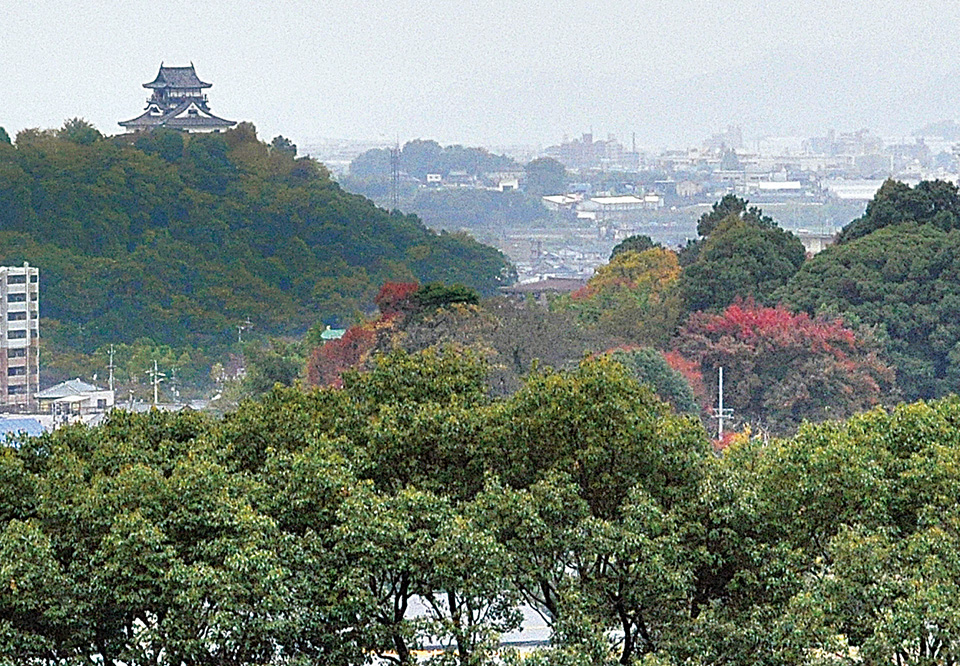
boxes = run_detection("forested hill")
[0,122,513,352]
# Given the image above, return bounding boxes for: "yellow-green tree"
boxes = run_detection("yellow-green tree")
[560,248,683,346]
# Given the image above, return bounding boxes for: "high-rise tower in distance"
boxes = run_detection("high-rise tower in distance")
[0,263,39,412]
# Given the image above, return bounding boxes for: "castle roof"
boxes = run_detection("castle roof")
[144,64,212,90]
[119,98,236,131]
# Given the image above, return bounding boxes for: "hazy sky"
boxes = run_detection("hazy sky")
[3,1,960,150]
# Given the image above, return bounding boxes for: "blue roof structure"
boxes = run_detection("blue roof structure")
[0,417,45,447]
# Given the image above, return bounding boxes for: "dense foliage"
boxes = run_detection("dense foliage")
[523,157,567,197]
[6,349,960,665]
[603,346,699,414]
[609,234,658,261]
[409,188,551,231]
[780,221,960,401]
[559,248,684,347]
[0,122,513,357]
[679,211,806,312]
[837,178,960,244]
[307,281,610,393]
[350,139,518,181]
[676,301,894,433]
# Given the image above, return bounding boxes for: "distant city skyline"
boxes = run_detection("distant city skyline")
[3,1,960,150]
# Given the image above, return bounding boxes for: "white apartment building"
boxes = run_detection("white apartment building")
[0,263,39,411]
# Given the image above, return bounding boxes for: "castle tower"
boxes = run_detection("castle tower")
[119,63,236,132]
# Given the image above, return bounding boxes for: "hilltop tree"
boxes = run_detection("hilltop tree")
[679,213,806,312]
[680,194,777,266]
[400,139,443,180]
[561,247,683,346]
[524,157,567,197]
[0,127,10,144]
[837,178,960,243]
[57,117,102,145]
[779,222,960,401]
[270,135,297,157]
[610,234,658,260]
[349,147,392,178]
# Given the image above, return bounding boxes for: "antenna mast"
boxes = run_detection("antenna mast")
[390,140,400,210]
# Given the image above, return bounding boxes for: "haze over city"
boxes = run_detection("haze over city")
[4,0,960,149]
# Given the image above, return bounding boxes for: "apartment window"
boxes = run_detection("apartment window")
[7,293,25,303]
[7,348,25,358]
[7,312,26,321]
[7,367,25,376]
[7,275,26,284]
[7,385,25,395]
[8,330,26,339]
[29,275,37,283]
[97,398,107,409]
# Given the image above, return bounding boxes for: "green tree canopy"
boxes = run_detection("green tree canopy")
[348,140,518,181]
[679,213,806,312]
[697,193,774,238]
[523,157,567,197]
[837,178,960,243]
[605,347,699,414]
[779,222,960,401]
[610,234,659,260]
[57,117,103,145]
[0,125,514,361]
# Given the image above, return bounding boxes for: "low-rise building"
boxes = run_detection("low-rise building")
[36,379,115,417]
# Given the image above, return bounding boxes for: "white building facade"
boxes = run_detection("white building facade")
[0,263,39,412]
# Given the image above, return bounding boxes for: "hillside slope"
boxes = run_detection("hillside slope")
[0,123,514,353]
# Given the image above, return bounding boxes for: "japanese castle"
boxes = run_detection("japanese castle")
[119,63,236,132]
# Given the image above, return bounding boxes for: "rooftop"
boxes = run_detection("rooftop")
[120,98,236,131]
[36,378,107,400]
[144,64,212,90]
[590,195,645,205]
[500,277,587,295]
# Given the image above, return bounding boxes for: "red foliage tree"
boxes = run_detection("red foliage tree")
[662,350,708,408]
[306,324,377,387]
[374,282,419,317]
[674,300,895,434]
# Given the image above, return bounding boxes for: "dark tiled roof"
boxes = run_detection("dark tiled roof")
[120,99,236,130]
[144,64,212,90]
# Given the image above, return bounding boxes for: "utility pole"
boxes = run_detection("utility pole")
[170,366,180,403]
[107,345,115,393]
[146,360,165,406]
[711,366,734,439]
[237,319,252,343]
